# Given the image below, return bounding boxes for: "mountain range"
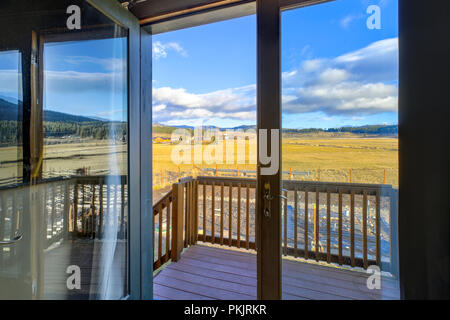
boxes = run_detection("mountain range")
[1,97,398,135]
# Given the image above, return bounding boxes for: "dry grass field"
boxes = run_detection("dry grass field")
[153,133,398,186]
[0,133,398,191]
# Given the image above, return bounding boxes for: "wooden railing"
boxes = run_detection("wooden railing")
[0,175,398,275]
[152,189,173,269]
[157,176,399,276]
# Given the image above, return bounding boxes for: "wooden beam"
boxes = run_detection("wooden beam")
[136,0,245,23]
[279,0,334,11]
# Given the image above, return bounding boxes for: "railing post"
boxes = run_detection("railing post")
[171,182,184,262]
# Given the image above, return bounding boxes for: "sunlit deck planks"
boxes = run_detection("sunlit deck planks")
[153,244,400,300]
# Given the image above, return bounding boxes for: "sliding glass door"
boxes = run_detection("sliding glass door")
[0,0,145,299]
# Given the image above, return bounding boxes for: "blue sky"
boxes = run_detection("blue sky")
[0,0,398,128]
[153,0,398,129]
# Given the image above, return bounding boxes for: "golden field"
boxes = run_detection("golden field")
[152,133,398,187]
[0,133,398,189]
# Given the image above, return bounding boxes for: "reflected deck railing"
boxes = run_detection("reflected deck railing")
[0,175,127,268]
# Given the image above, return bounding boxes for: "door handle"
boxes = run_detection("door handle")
[0,234,23,246]
[263,182,272,218]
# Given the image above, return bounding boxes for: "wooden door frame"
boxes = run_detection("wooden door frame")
[255,0,331,300]
[256,0,282,300]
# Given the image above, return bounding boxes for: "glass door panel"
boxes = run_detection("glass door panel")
[0,0,129,299]
[280,0,400,300]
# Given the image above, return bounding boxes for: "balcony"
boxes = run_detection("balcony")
[152,175,400,300]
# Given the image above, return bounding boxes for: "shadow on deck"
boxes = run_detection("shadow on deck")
[153,244,399,300]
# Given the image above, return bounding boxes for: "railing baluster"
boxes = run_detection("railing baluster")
[237,183,241,248]
[376,190,381,266]
[363,190,368,269]
[90,184,96,238]
[338,189,343,265]
[294,189,298,258]
[284,189,287,256]
[350,190,355,267]
[51,184,56,240]
[152,205,156,263]
[120,181,125,238]
[43,186,49,244]
[228,183,232,247]
[0,192,6,265]
[113,184,118,237]
[203,183,206,242]
[105,183,111,235]
[166,197,171,261]
[211,182,215,244]
[246,184,250,250]
[315,187,320,261]
[304,188,309,259]
[11,190,18,258]
[326,190,331,263]
[158,205,163,265]
[73,183,79,235]
[190,181,194,245]
[184,183,189,246]
[194,180,198,245]
[220,182,224,245]
[98,183,103,237]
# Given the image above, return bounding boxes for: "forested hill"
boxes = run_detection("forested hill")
[0,98,126,145]
[0,97,97,122]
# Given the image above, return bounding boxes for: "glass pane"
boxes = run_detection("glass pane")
[151,11,258,300]
[0,50,22,186]
[0,1,128,300]
[281,0,399,300]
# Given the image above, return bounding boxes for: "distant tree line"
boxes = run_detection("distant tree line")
[0,120,127,146]
[284,125,398,135]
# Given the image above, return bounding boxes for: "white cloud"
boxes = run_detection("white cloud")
[44,70,126,94]
[153,104,166,112]
[0,70,22,95]
[153,41,187,60]
[64,56,126,72]
[152,85,256,123]
[340,14,364,29]
[153,38,398,124]
[282,37,399,116]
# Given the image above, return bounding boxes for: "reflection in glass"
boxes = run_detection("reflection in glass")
[0,50,23,186]
[0,1,128,300]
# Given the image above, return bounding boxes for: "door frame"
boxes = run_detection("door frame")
[87,0,153,300]
[256,0,332,300]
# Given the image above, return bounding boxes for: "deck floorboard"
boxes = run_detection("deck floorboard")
[154,244,400,300]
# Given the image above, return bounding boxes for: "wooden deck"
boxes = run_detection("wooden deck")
[154,244,400,300]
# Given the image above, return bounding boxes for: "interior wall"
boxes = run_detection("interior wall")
[399,0,450,299]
